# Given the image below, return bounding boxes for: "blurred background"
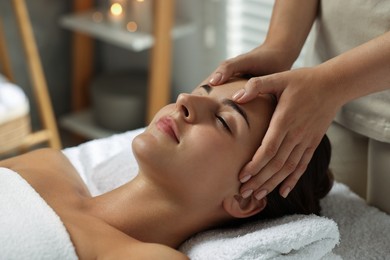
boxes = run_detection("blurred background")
[0,0,307,151]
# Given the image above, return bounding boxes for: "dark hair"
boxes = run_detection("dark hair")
[261,134,333,218]
[230,134,333,226]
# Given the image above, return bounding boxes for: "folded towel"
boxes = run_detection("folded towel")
[0,81,29,124]
[0,167,77,260]
[321,182,390,259]
[179,214,340,260]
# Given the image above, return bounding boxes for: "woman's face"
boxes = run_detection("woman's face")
[132,79,275,207]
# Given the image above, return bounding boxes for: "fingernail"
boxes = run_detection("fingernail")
[240,175,251,183]
[241,189,253,199]
[210,72,222,85]
[281,187,291,198]
[232,89,245,101]
[255,190,268,200]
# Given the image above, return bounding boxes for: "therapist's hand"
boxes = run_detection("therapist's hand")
[233,67,342,200]
[208,45,296,85]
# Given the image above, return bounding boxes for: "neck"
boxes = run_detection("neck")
[87,174,213,248]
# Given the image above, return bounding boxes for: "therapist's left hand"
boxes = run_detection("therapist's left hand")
[235,67,342,200]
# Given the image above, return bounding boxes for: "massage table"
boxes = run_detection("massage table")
[62,128,390,259]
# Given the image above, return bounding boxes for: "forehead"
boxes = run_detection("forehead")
[193,79,245,96]
[193,79,274,115]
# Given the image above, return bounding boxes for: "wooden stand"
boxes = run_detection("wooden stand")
[0,0,62,156]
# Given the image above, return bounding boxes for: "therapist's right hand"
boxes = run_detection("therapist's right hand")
[207,45,295,86]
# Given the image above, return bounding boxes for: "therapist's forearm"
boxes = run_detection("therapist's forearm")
[318,31,390,106]
[264,0,319,66]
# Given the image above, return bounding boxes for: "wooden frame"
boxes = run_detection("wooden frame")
[0,0,61,155]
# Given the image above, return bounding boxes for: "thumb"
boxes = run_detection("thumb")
[209,55,257,86]
[233,74,282,103]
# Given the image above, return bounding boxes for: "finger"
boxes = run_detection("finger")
[234,73,281,103]
[238,121,287,181]
[208,57,246,86]
[240,141,304,199]
[238,108,293,182]
[279,147,316,198]
[252,144,307,200]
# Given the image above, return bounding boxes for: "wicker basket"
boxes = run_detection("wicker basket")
[0,114,31,154]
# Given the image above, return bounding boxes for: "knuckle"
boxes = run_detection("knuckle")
[247,77,262,90]
[263,144,278,159]
[288,129,305,141]
[245,163,260,176]
[295,162,308,174]
[243,172,269,190]
[270,158,284,172]
[218,60,234,72]
[284,160,298,173]
[306,145,317,155]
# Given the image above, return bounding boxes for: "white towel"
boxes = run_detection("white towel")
[0,167,78,260]
[63,128,143,196]
[321,182,390,258]
[179,214,340,260]
[0,81,29,124]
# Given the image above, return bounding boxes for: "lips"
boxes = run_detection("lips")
[156,116,180,143]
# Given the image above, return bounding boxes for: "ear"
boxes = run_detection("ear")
[222,194,267,218]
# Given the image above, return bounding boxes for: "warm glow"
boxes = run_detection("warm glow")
[136,0,145,2]
[110,3,123,16]
[126,21,138,32]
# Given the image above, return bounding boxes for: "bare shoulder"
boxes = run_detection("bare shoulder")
[104,241,189,260]
[0,148,66,169]
[0,148,90,197]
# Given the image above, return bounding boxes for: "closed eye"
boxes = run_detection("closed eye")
[216,115,232,134]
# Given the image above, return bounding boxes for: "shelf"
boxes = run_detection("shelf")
[60,10,196,52]
[60,109,120,139]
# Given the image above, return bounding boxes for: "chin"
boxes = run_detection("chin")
[132,132,154,164]
[132,131,171,176]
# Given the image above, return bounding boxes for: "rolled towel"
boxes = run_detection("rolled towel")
[0,167,77,260]
[0,81,29,124]
[179,214,340,260]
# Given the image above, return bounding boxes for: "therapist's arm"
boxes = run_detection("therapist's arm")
[208,0,319,85]
[235,30,390,200]
[317,31,390,103]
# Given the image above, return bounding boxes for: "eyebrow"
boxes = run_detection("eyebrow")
[200,84,212,94]
[200,84,250,128]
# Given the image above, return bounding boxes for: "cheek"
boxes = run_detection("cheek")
[184,127,236,163]
[178,127,246,185]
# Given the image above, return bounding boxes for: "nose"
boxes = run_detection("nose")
[176,93,213,123]
[176,93,196,123]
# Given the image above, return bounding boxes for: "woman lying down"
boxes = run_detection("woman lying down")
[0,78,333,259]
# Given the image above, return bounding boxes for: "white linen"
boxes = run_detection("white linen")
[0,167,77,260]
[321,182,390,258]
[63,128,143,196]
